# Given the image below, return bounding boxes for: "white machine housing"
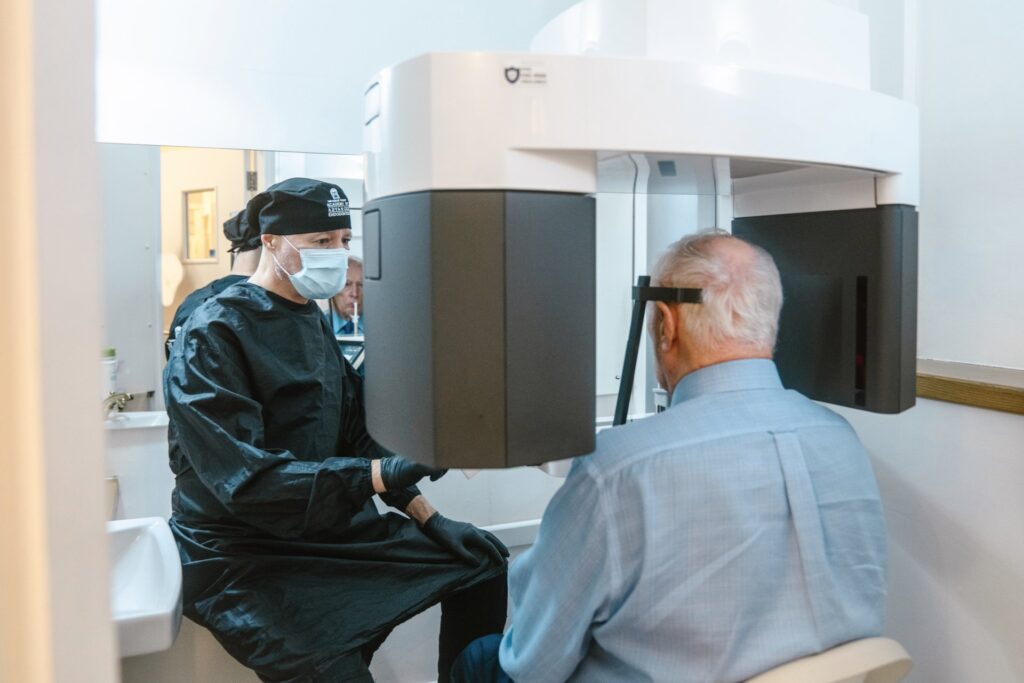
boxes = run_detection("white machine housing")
[364,57,918,210]
[361,0,919,469]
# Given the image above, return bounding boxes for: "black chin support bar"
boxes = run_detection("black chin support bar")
[612,276,704,426]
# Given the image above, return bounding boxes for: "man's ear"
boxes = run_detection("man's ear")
[655,302,677,350]
[261,234,276,250]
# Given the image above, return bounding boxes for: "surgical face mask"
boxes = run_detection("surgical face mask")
[273,237,349,300]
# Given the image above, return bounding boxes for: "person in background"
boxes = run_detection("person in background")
[452,230,888,683]
[164,210,263,359]
[328,255,364,336]
[165,178,508,683]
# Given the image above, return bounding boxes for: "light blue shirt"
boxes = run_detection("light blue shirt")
[327,309,363,337]
[500,359,887,683]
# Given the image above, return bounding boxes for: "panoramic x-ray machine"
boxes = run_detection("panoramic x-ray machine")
[362,3,919,469]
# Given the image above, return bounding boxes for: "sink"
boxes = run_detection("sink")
[105,411,169,430]
[104,411,173,519]
[108,517,182,657]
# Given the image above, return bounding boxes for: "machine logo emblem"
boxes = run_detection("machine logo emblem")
[504,67,521,84]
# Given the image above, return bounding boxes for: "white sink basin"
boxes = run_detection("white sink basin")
[105,411,169,430]
[108,517,182,657]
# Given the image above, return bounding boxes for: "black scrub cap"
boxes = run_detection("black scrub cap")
[223,211,261,253]
[246,177,352,236]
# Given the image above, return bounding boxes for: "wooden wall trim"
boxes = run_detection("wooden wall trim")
[917,360,1024,416]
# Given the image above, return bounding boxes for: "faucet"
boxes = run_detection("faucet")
[103,391,134,418]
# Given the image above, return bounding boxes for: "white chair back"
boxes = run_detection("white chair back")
[745,637,912,683]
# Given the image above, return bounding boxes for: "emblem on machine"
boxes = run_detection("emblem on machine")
[503,64,547,85]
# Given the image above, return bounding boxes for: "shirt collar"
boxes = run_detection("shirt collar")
[670,358,783,406]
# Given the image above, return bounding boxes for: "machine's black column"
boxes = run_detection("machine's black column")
[363,190,596,468]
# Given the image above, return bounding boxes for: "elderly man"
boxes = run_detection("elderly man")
[453,230,887,682]
[165,178,508,683]
[327,255,364,336]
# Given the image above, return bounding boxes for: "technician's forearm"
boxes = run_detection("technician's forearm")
[371,458,385,494]
[405,495,438,526]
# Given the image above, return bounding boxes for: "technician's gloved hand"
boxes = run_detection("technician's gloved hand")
[422,512,509,566]
[378,455,447,491]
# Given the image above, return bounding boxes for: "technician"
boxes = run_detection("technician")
[165,177,508,683]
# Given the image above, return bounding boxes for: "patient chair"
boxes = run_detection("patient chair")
[745,637,912,683]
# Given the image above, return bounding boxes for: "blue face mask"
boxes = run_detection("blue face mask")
[274,237,349,300]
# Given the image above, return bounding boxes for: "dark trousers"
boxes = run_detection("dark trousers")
[361,572,508,683]
[450,633,513,683]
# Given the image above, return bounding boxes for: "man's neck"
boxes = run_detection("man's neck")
[230,249,261,276]
[248,261,307,304]
[665,349,772,395]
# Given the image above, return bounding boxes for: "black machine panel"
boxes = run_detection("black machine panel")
[363,190,596,468]
[733,205,918,414]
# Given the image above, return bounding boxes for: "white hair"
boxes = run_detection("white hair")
[651,229,783,352]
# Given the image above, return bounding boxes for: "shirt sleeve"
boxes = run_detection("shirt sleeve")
[499,459,618,682]
[165,318,376,539]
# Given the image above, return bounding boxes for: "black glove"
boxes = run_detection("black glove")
[379,485,421,512]
[422,512,509,566]
[379,455,447,491]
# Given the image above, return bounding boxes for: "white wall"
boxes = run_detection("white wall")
[96,0,579,154]
[0,0,118,681]
[36,15,121,677]
[100,144,163,400]
[839,1,1024,681]
[836,401,1024,682]
[859,0,906,98]
[911,1,1024,369]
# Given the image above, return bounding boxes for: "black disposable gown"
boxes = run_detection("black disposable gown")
[164,273,247,359]
[164,282,505,682]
